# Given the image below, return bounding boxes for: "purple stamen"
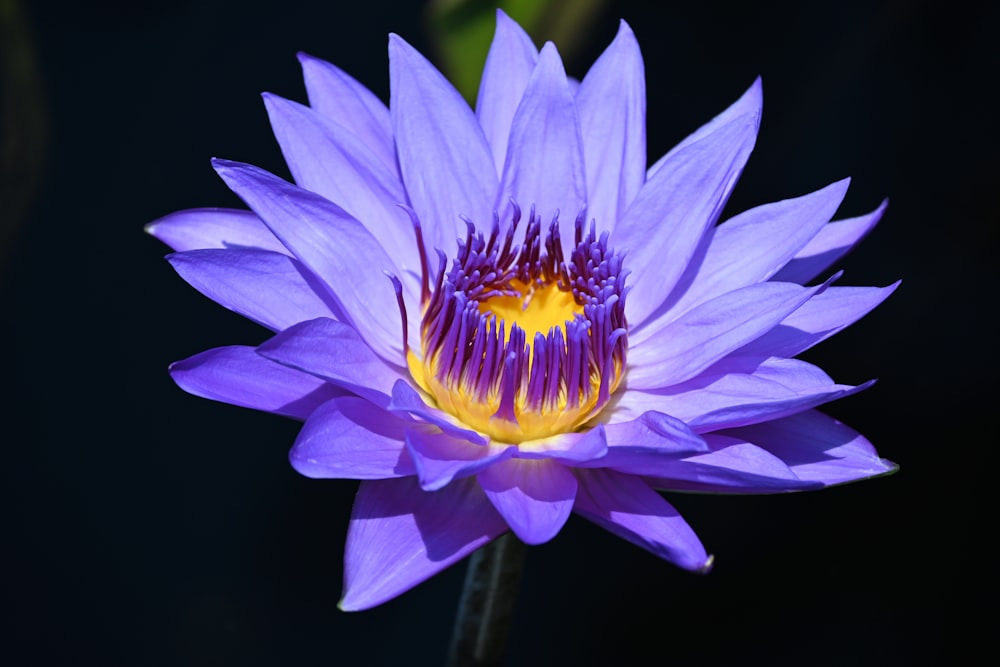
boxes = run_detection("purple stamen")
[412,203,629,432]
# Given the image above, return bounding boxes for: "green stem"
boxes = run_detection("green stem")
[446,533,526,667]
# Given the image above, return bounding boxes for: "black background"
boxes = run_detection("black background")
[3,0,994,664]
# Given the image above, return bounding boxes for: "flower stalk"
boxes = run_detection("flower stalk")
[446,534,526,667]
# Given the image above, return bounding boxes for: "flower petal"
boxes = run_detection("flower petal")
[574,469,712,572]
[478,458,577,545]
[169,345,343,419]
[340,477,507,611]
[167,248,340,332]
[722,409,897,486]
[643,434,819,493]
[256,317,403,404]
[262,94,418,282]
[612,358,873,432]
[297,52,396,174]
[405,427,513,491]
[647,77,762,180]
[616,111,760,327]
[145,207,287,253]
[515,425,608,462]
[496,42,586,248]
[575,20,646,230]
[476,9,538,174]
[773,199,888,284]
[633,178,850,341]
[212,159,403,361]
[389,33,498,256]
[738,283,900,359]
[289,396,415,479]
[572,412,709,475]
[628,279,834,389]
[386,380,487,445]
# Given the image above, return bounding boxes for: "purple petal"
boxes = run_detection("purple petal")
[722,409,897,486]
[773,200,887,284]
[212,159,403,361]
[515,425,608,463]
[478,458,577,545]
[648,77,763,180]
[616,112,760,327]
[574,469,712,572]
[145,207,287,253]
[737,283,900,359]
[405,428,514,491]
[575,20,646,230]
[628,279,834,389]
[612,357,873,432]
[340,477,507,611]
[386,380,486,445]
[297,52,396,175]
[262,94,419,281]
[257,317,404,404]
[389,33,498,256]
[496,42,586,249]
[476,9,538,174]
[289,396,415,479]
[643,434,819,493]
[634,179,850,338]
[169,345,343,419]
[572,412,709,475]
[167,248,340,332]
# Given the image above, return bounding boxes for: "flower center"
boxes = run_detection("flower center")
[403,205,628,443]
[478,279,584,343]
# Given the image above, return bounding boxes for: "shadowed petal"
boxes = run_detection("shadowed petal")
[738,283,900,359]
[389,33,498,256]
[773,200,887,284]
[257,317,403,404]
[576,20,646,230]
[476,9,538,174]
[405,428,514,491]
[167,248,340,332]
[629,279,834,388]
[290,396,415,479]
[574,469,712,572]
[340,477,507,611]
[169,345,344,419]
[496,42,586,248]
[616,111,760,327]
[722,410,897,486]
[145,207,287,253]
[263,94,418,281]
[644,434,819,493]
[297,52,396,174]
[213,159,403,361]
[478,458,577,545]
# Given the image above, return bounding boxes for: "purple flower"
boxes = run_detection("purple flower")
[148,11,897,611]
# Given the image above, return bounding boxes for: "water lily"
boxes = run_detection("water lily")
[148,10,897,611]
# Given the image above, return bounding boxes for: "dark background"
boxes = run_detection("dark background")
[3,0,994,664]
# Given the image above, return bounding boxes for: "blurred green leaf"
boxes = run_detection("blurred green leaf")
[426,0,607,103]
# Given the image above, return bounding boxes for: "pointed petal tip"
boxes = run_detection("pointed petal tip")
[699,554,715,574]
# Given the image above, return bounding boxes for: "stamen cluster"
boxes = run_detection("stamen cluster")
[411,204,628,442]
